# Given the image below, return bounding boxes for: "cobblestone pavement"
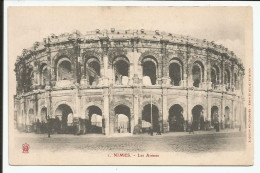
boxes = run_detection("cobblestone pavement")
[14,129,246,153]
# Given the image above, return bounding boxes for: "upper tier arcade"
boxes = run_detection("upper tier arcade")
[14,29,245,96]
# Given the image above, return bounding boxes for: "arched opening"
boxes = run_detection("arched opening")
[224,69,231,91]
[40,107,47,123]
[169,61,182,86]
[26,68,34,92]
[169,104,184,132]
[225,106,231,128]
[142,58,157,85]
[40,64,48,86]
[40,107,47,133]
[114,105,131,133]
[28,109,34,124]
[142,104,159,133]
[54,104,73,134]
[114,57,129,85]
[192,105,204,130]
[85,58,100,86]
[211,65,220,89]
[57,58,72,81]
[85,106,103,134]
[192,61,204,87]
[211,106,219,126]
[234,73,239,90]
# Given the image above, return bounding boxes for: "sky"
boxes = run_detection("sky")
[8,6,250,63]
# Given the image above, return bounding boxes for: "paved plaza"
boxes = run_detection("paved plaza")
[14,128,246,154]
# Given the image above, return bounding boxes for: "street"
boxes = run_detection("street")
[14,129,246,153]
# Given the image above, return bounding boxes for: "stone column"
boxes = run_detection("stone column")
[133,88,139,133]
[161,41,170,85]
[207,95,211,125]
[133,51,141,85]
[230,64,234,91]
[33,94,38,122]
[103,88,110,135]
[75,85,80,118]
[157,62,163,85]
[221,58,225,90]
[129,62,134,85]
[232,100,235,128]
[46,49,52,87]
[162,88,168,132]
[33,64,38,89]
[221,96,225,129]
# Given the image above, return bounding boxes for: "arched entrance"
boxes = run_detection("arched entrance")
[40,107,47,123]
[211,106,219,126]
[142,104,160,133]
[113,57,129,85]
[169,104,184,132]
[54,104,73,134]
[169,60,183,86]
[85,106,103,134]
[192,105,204,131]
[192,61,204,87]
[114,105,131,133]
[211,65,220,89]
[85,58,100,86]
[40,107,48,133]
[40,64,48,86]
[224,69,231,91]
[57,58,72,81]
[225,106,231,128]
[142,58,157,85]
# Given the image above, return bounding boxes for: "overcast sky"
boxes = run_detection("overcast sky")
[9,6,250,64]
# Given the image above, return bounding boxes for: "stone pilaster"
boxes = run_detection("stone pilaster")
[103,88,110,135]
[162,88,168,132]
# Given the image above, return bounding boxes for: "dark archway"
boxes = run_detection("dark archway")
[86,58,100,86]
[28,109,34,125]
[169,104,184,132]
[224,69,231,90]
[85,106,103,134]
[143,61,157,85]
[114,58,129,85]
[211,106,219,126]
[114,105,131,133]
[40,107,47,123]
[225,106,231,128]
[54,104,73,134]
[192,61,204,87]
[40,107,47,133]
[40,64,48,86]
[169,62,182,86]
[142,104,159,133]
[192,105,204,131]
[211,65,220,88]
[57,59,72,81]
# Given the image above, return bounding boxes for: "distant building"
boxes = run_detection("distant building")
[14,29,245,135]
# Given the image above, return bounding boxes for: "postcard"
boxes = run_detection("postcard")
[8,6,254,165]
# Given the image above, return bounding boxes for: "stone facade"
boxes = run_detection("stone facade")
[14,29,245,135]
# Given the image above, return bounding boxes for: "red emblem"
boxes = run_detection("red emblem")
[22,143,30,153]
